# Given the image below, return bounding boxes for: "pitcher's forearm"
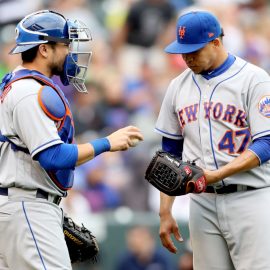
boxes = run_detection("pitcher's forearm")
[159,192,176,217]
[205,149,260,185]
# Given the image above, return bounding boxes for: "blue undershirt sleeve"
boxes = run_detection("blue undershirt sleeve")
[36,143,78,170]
[248,135,270,165]
[162,136,184,158]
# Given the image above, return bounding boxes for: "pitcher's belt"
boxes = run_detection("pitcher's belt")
[0,187,62,205]
[205,184,256,194]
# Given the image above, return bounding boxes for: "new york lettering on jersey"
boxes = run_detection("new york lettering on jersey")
[178,101,250,155]
[178,102,247,128]
[169,57,254,159]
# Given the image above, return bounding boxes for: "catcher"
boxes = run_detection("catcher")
[0,10,143,270]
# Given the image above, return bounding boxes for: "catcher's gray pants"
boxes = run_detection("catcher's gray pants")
[0,188,72,270]
[189,187,270,270]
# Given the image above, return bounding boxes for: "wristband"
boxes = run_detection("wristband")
[90,137,111,157]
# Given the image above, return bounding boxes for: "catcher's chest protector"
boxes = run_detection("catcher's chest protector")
[0,69,75,190]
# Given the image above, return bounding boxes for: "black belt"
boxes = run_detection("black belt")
[205,184,256,194]
[0,187,62,205]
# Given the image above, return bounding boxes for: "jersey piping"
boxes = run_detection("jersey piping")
[154,127,182,138]
[193,61,248,170]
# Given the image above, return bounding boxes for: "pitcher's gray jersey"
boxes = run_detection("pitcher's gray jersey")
[0,71,64,196]
[155,56,270,188]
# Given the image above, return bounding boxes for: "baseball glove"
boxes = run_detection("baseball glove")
[63,214,99,264]
[145,150,206,196]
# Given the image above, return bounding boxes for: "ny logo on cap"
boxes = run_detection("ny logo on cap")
[178,26,186,39]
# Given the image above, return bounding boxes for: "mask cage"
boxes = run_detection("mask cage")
[67,20,92,93]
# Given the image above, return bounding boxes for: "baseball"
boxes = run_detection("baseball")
[130,138,140,147]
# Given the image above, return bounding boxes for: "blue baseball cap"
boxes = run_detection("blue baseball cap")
[165,11,222,54]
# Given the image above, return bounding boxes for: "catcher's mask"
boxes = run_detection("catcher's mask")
[9,10,92,93]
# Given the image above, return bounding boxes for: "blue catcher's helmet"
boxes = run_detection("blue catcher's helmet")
[10,10,93,93]
[10,10,70,54]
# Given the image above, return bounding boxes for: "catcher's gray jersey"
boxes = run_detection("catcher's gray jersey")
[0,69,64,196]
[155,56,270,188]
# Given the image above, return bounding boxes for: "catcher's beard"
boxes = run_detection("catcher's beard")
[50,61,64,76]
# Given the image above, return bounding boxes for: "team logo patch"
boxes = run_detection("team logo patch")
[258,96,270,117]
[178,26,186,39]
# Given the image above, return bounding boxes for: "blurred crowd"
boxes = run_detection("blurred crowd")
[1,0,270,268]
[114,225,193,270]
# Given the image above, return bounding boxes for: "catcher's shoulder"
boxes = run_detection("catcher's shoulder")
[3,78,41,107]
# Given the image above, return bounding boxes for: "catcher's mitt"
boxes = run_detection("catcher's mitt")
[145,150,206,196]
[63,214,99,263]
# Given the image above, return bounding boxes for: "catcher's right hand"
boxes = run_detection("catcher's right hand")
[145,150,206,196]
